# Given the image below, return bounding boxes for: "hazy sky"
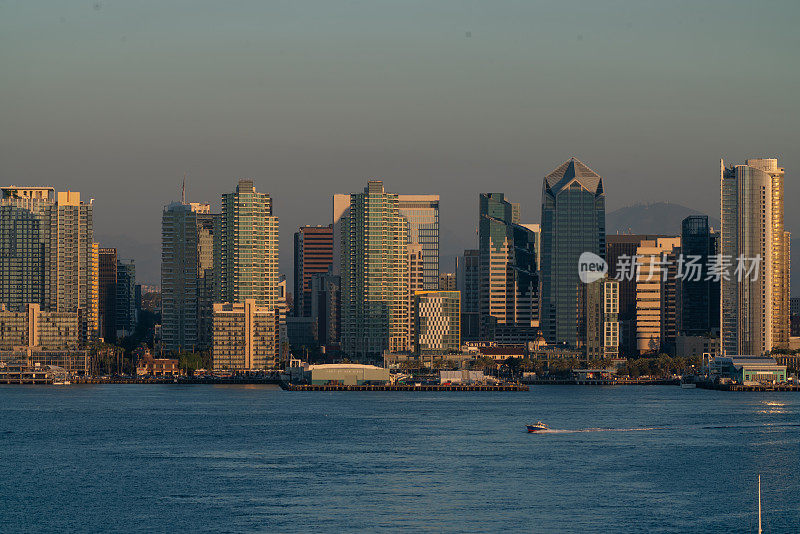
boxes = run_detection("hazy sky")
[2,1,798,285]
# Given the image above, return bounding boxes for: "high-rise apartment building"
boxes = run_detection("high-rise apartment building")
[0,187,98,345]
[478,194,539,344]
[116,259,136,338]
[678,216,720,337]
[339,181,410,359]
[293,225,333,317]
[215,180,279,309]
[721,158,789,355]
[162,201,218,352]
[577,277,620,361]
[98,248,117,343]
[414,290,461,355]
[540,158,605,345]
[333,192,439,289]
[456,249,481,341]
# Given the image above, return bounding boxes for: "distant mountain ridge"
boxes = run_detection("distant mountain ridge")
[607,202,719,236]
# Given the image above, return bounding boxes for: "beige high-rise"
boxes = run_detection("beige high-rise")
[721,158,789,355]
[634,237,680,354]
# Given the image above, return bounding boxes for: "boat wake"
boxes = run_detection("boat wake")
[537,427,663,434]
[535,422,800,434]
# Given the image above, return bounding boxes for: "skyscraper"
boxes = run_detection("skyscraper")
[634,237,680,354]
[398,196,439,290]
[478,193,539,343]
[98,248,117,342]
[678,216,720,337]
[309,273,340,348]
[115,259,136,338]
[293,225,334,317]
[607,234,673,357]
[456,249,481,341]
[721,158,789,355]
[333,193,439,289]
[340,180,409,359]
[196,209,216,348]
[161,201,217,352]
[0,186,98,345]
[540,158,605,345]
[216,180,280,309]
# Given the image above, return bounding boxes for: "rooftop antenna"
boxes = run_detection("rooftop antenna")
[181,173,186,204]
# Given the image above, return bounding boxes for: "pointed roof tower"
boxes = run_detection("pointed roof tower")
[543,157,603,196]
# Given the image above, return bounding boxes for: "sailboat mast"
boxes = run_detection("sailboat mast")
[758,474,762,534]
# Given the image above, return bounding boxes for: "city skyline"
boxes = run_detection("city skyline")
[2,2,798,286]
[4,4,800,532]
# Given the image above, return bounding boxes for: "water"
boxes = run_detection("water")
[1,385,799,533]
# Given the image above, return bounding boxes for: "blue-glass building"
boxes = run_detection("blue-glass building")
[678,215,719,337]
[540,158,605,345]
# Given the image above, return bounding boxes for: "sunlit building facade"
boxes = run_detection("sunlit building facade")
[0,187,98,345]
[577,277,619,360]
[634,237,680,355]
[414,290,461,355]
[478,193,539,343]
[212,300,278,370]
[215,180,279,309]
[339,181,410,359]
[398,196,439,290]
[721,158,789,355]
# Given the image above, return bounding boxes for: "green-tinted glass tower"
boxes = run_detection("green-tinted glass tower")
[540,158,605,345]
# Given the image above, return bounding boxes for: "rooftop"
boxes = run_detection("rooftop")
[544,157,603,196]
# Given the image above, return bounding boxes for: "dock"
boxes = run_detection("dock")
[0,362,68,385]
[281,383,529,392]
[696,381,800,392]
[522,378,680,386]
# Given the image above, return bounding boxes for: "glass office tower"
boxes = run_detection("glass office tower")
[679,215,719,337]
[478,193,539,343]
[540,158,605,345]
